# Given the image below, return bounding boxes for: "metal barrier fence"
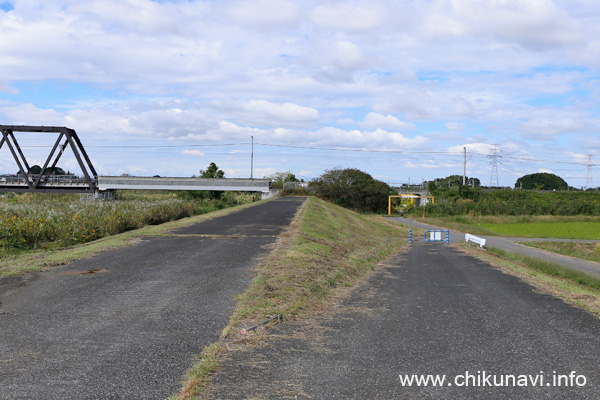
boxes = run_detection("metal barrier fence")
[425,229,450,245]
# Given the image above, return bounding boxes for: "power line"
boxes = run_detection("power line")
[11,139,596,168]
[254,142,455,155]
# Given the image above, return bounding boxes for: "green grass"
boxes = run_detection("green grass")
[413,215,600,240]
[480,222,600,239]
[174,196,407,399]
[174,343,223,400]
[519,241,600,263]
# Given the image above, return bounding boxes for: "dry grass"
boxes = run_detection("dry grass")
[520,241,600,263]
[174,197,408,399]
[227,197,406,329]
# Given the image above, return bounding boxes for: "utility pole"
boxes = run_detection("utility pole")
[250,136,254,179]
[463,147,466,185]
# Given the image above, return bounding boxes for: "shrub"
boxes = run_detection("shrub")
[314,167,395,213]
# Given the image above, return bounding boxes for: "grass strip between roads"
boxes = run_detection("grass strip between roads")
[0,199,269,278]
[175,196,407,399]
[518,241,600,264]
[487,247,600,291]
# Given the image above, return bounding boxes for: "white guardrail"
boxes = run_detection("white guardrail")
[465,234,486,247]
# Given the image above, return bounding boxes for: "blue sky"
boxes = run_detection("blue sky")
[1,0,599,187]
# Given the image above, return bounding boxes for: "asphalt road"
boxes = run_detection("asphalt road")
[0,197,305,400]
[389,217,600,277]
[205,238,600,399]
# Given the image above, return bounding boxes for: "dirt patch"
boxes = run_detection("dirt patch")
[62,268,108,276]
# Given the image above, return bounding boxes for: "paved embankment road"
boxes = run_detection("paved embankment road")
[390,217,600,278]
[0,197,305,400]
[205,238,600,399]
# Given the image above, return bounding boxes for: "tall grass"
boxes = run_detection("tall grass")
[0,191,259,255]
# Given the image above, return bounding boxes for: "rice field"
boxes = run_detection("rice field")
[479,221,600,239]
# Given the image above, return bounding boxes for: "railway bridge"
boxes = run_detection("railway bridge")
[0,125,270,196]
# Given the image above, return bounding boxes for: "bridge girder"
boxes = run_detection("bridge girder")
[0,125,98,193]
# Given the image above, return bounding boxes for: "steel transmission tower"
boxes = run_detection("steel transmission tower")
[586,154,593,188]
[488,144,501,187]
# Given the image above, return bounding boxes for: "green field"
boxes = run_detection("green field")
[480,221,600,239]
[414,215,600,240]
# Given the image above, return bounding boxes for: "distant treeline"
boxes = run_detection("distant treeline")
[410,189,600,216]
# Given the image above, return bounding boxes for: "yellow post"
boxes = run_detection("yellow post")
[388,196,392,215]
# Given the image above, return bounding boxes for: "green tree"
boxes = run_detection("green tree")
[428,175,481,189]
[28,165,42,174]
[22,165,68,175]
[267,171,299,189]
[187,162,225,199]
[200,162,225,178]
[315,167,395,213]
[515,173,567,191]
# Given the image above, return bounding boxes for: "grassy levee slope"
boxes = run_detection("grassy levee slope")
[176,196,407,399]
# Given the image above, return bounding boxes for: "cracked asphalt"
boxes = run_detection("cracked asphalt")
[0,197,305,400]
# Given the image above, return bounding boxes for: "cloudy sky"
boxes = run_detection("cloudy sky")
[1,0,599,188]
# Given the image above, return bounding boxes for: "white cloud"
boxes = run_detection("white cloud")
[448,143,495,155]
[242,100,319,123]
[329,40,368,70]
[536,168,554,174]
[228,0,300,28]
[361,112,415,130]
[521,118,584,139]
[404,161,459,170]
[0,102,64,126]
[565,152,595,164]
[206,121,268,141]
[445,122,465,130]
[182,150,205,157]
[420,14,465,39]
[286,126,429,149]
[311,3,385,32]
[448,0,585,50]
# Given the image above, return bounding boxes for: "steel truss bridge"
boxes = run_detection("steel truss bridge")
[0,125,270,195]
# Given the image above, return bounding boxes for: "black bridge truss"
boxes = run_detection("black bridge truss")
[0,125,98,193]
